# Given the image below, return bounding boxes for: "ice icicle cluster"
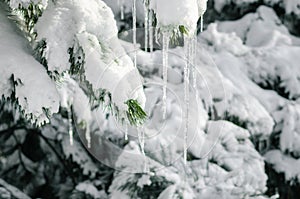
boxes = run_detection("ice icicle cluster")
[127,0,208,162]
[146,0,208,163]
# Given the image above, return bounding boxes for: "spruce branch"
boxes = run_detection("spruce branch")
[125,99,147,126]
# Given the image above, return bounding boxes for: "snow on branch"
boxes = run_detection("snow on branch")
[35,0,147,125]
[0,2,59,126]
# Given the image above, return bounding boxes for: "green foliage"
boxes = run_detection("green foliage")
[34,39,48,67]
[224,111,247,129]
[19,3,42,38]
[68,46,85,78]
[7,2,43,41]
[179,25,189,35]
[125,99,147,126]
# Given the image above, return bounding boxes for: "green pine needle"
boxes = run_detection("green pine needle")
[125,99,147,126]
[179,25,189,35]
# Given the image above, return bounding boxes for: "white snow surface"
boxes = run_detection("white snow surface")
[0,2,59,125]
[149,0,207,35]
[215,6,300,181]
[283,0,300,15]
[265,150,300,181]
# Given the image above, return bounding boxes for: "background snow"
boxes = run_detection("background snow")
[104,1,300,198]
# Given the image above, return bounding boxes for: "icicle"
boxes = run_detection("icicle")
[138,127,148,173]
[85,126,91,148]
[144,0,149,51]
[120,0,124,20]
[120,5,124,20]
[200,15,204,33]
[124,122,128,141]
[68,104,73,146]
[138,128,145,156]
[183,37,191,165]
[191,34,198,99]
[132,0,137,68]
[149,10,154,54]
[162,32,169,119]
[155,27,160,45]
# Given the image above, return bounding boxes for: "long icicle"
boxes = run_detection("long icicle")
[144,0,149,51]
[149,10,153,54]
[125,122,128,141]
[192,33,198,99]
[86,126,91,148]
[162,32,169,119]
[139,128,145,156]
[138,127,148,173]
[155,27,160,45]
[183,37,191,165]
[132,0,137,68]
[120,0,124,20]
[68,103,73,146]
